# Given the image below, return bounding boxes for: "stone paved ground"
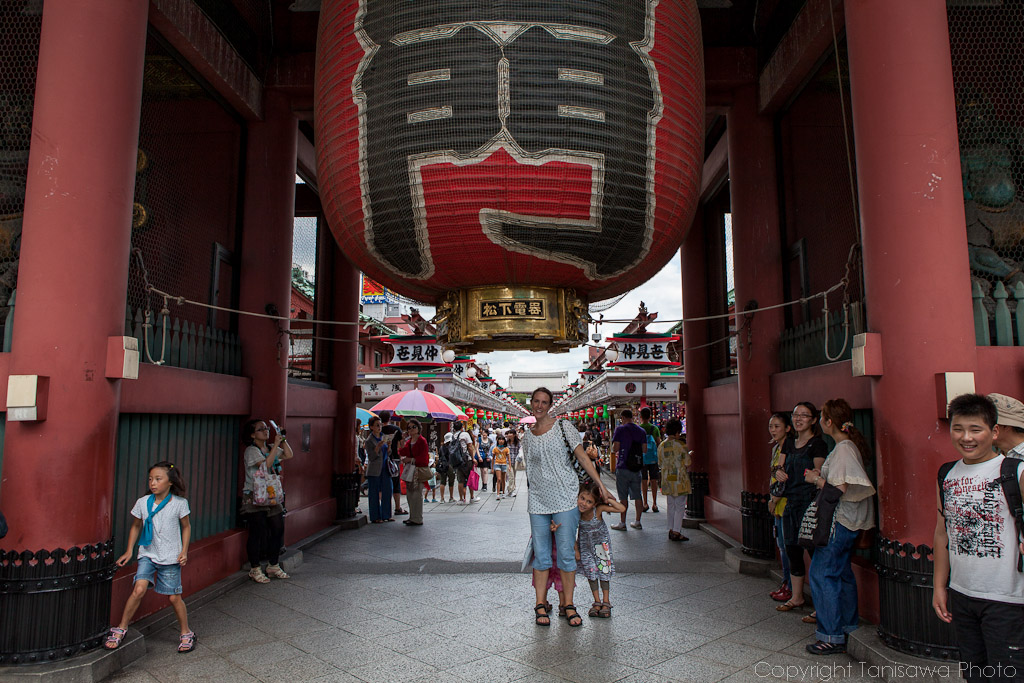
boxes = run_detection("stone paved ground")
[107,477,883,683]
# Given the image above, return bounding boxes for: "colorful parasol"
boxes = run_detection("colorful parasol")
[369,389,468,421]
[355,407,377,424]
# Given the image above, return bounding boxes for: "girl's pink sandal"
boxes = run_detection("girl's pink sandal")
[177,631,197,653]
[103,627,126,650]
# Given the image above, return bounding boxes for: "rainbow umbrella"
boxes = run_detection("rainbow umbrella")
[370,389,468,421]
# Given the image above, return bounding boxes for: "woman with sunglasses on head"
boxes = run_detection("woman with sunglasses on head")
[774,402,827,619]
[397,419,432,525]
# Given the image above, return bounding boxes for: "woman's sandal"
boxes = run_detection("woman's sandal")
[776,600,806,612]
[588,602,602,617]
[534,603,551,626]
[103,627,126,650]
[564,604,583,627]
[598,602,612,618]
[802,612,818,624]
[805,640,845,655]
[177,631,197,654]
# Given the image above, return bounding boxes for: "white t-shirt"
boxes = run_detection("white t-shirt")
[943,455,1024,604]
[131,494,191,566]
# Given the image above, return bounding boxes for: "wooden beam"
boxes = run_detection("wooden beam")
[148,0,263,120]
[701,130,729,202]
[758,0,845,114]
[705,47,757,106]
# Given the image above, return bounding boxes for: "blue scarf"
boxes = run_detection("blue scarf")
[139,494,172,548]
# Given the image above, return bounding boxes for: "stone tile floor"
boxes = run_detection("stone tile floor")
[108,480,883,683]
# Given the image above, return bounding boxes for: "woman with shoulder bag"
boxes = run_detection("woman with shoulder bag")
[397,419,431,526]
[242,419,293,583]
[523,387,612,627]
[775,402,827,617]
[364,416,394,523]
[802,399,875,655]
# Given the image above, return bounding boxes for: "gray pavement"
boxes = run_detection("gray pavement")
[107,477,883,683]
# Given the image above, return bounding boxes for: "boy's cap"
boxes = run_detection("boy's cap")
[444,432,453,444]
[988,393,1024,429]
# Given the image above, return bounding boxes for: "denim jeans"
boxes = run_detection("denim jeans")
[774,515,791,588]
[529,508,581,572]
[808,522,860,643]
[367,469,393,522]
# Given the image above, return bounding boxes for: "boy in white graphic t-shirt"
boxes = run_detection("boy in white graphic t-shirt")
[933,393,1024,683]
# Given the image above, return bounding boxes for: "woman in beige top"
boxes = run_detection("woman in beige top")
[802,398,875,655]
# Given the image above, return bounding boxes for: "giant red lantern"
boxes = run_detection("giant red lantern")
[315,1,704,352]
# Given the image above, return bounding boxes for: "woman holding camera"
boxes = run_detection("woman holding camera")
[241,419,294,583]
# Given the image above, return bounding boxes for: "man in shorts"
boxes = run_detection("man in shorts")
[638,407,663,513]
[450,421,477,503]
[610,409,648,530]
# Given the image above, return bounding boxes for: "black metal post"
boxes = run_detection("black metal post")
[332,472,360,519]
[740,491,774,559]
[685,471,708,519]
[875,536,958,661]
[0,541,117,666]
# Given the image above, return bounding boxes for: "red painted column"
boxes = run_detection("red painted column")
[846,1,976,542]
[331,248,360,474]
[0,2,147,548]
[680,212,709,474]
[728,84,786,494]
[238,90,297,423]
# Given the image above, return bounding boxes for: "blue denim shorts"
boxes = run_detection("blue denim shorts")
[530,508,581,572]
[134,556,182,595]
[493,464,508,472]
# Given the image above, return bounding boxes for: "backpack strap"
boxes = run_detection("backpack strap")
[937,461,957,517]
[996,457,1024,572]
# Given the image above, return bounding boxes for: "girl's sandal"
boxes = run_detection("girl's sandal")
[564,604,583,627]
[598,602,612,618]
[588,602,602,617]
[103,627,126,650]
[177,631,197,654]
[534,603,551,626]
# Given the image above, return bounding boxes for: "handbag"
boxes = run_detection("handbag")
[401,462,415,483]
[558,420,591,485]
[467,468,480,491]
[252,463,284,506]
[387,458,400,478]
[797,482,842,549]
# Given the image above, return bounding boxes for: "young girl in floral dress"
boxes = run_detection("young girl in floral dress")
[575,480,625,617]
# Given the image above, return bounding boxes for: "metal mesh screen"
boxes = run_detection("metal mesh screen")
[0,2,42,344]
[126,38,243,371]
[949,3,1024,341]
[776,42,863,371]
[288,214,320,380]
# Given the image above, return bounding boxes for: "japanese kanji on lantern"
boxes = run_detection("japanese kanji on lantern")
[380,335,447,369]
[315,1,705,353]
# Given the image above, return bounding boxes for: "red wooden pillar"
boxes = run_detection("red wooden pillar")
[1,1,147,548]
[238,90,297,423]
[846,0,976,542]
[680,210,709,474]
[728,84,785,495]
[331,248,359,474]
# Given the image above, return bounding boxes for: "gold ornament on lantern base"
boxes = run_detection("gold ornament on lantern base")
[433,286,590,353]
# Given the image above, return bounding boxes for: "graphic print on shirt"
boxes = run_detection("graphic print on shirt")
[943,474,1006,560]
